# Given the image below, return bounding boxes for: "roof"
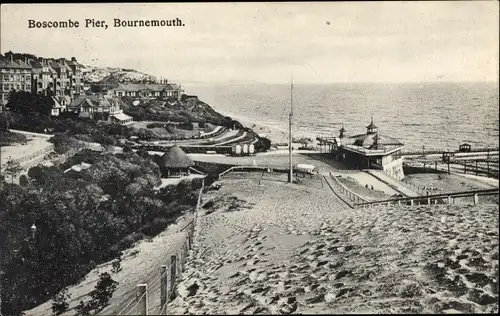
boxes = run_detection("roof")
[366,121,377,129]
[64,162,92,173]
[111,113,133,121]
[68,95,112,108]
[160,145,195,168]
[349,133,404,148]
[296,164,317,173]
[110,83,182,92]
[0,58,32,69]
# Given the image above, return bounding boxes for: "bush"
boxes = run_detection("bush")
[75,300,92,316]
[88,272,118,311]
[178,122,194,130]
[0,131,28,146]
[51,287,71,315]
[146,122,166,129]
[19,174,29,187]
[111,257,122,274]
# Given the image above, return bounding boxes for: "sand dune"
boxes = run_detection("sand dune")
[169,176,499,314]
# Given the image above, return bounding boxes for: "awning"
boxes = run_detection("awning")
[111,113,133,121]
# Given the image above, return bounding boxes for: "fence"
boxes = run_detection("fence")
[323,175,354,209]
[115,178,204,316]
[328,171,367,204]
[397,146,500,157]
[355,188,499,208]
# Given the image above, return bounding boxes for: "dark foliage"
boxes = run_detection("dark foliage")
[0,131,28,146]
[51,287,71,315]
[7,91,54,116]
[0,150,202,316]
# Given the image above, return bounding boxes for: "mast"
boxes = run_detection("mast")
[288,74,293,183]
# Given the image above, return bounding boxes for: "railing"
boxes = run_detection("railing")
[323,175,354,209]
[328,171,368,204]
[218,165,288,179]
[355,188,499,208]
[114,179,205,315]
[398,146,500,157]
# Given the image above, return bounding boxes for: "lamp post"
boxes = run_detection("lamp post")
[31,223,37,240]
[0,269,4,316]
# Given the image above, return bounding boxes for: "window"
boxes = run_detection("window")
[21,84,25,90]
[3,75,8,81]
[26,75,30,81]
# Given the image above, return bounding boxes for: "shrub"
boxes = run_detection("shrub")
[88,272,118,310]
[178,122,194,130]
[19,174,29,186]
[75,300,92,316]
[111,257,122,274]
[51,287,71,315]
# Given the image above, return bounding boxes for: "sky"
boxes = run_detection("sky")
[1,2,498,84]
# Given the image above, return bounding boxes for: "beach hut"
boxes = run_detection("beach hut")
[159,145,195,177]
[249,144,255,155]
[232,144,242,156]
[242,144,249,155]
[459,143,471,152]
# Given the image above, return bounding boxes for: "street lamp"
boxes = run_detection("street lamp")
[0,269,4,316]
[31,223,37,240]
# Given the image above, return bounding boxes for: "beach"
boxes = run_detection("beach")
[168,173,499,314]
[214,109,319,146]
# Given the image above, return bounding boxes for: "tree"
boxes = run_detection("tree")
[7,91,53,116]
[4,158,23,184]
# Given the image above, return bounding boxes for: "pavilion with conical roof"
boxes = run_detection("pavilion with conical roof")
[159,145,195,177]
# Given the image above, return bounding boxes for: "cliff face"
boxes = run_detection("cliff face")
[81,65,158,84]
[119,95,227,125]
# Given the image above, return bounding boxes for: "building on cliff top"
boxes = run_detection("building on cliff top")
[333,116,405,180]
[107,80,183,100]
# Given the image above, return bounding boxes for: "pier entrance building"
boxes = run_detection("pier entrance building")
[333,117,406,180]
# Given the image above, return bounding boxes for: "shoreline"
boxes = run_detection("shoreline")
[213,108,319,145]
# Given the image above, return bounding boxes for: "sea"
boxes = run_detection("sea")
[187,82,499,151]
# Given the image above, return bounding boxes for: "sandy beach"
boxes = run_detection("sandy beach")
[213,109,318,146]
[168,173,499,314]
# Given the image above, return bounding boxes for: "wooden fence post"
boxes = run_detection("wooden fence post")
[177,250,183,276]
[170,255,177,293]
[160,265,168,315]
[136,284,148,315]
